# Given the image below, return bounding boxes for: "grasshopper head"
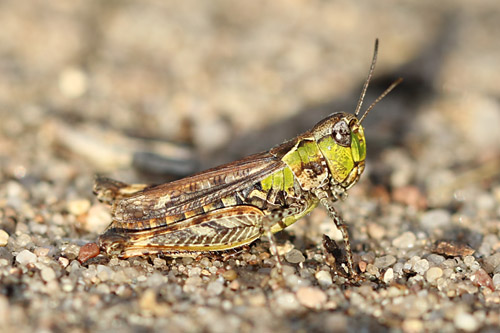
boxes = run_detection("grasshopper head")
[311,40,402,189]
[313,113,366,189]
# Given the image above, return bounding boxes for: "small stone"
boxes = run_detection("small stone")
[402,319,424,333]
[153,257,167,268]
[40,267,56,282]
[315,270,333,287]
[34,247,50,257]
[59,67,88,98]
[483,253,500,274]
[427,254,445,265]
[275,292,300,311]
[296,287,327,309]
[383,268,394,284]
[454,312,479,332]
[62,244,80,260]
[16,234,33,248]
[425,267,443,283]
[374,255,396,269]
[97,265,113,281]
[413,259,430,274]
[222,269,238,281]
[67,199,91,216]
[0,248,13,262]
[392,231,416,249]
[78,243,100,263]
[207,281,224,296]
[392,185,427,210]
[285,249,305,264]
[0,230,9,247]
[85,204,112,233]
[16,249,37,265]
[492,273,500,288]
[463,255,475,267]
[229,280,240,290]
[367,222,386,240]
[366,264,379,277]
[420,209,451,230]
[358,261,367,272]
[139,289,158,312]
[470,269,494,291]
[58,257,70,268]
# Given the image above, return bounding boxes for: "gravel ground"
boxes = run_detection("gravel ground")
[1,1,499,332]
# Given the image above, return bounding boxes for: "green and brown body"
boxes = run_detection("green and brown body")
[88,40,400,273]
[95,112,366,260]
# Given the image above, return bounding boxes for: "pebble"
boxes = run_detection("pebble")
[492,274,500,288]
[425,267,443,283]
[483,253,500,273]
[285,249,305,264]
[97,265,113,281]
[207,281,224,296]
[296,287,327,309]
[16,249,37,265]
[16,233,33,248]
[0,248,13,262]
[413,259,430,274]
[454,313,479,332]
[0,230,9,246]
[40,267,56,282]
[58,257,70,268]
[366,264,380,277]
[315,270,333,287]
[275,292,300,311]
[86,204,112,233]
[470,269,494,291]
[374,255,396,269]
[78,243,100,263]
[383,268,394,284]
[427,254,445,265]
[67,199,91,216]
[419,209,451,230]
[402,319,424,333]
[367,222,386,240]
[392,232,416,249]
[222,269,238,281]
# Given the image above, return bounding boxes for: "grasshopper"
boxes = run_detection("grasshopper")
[87,40,401,275]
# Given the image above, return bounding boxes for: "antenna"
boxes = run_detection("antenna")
[359,77,403,124]
[354,39,379,118]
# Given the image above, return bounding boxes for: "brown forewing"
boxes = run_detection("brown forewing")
[111,151,286,228]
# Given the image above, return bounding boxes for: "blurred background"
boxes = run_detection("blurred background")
[0,1,499,331]
[1,1,499,200]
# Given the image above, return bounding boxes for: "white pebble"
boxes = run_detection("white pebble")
[492,273,500,288]
[374,255,396,269]
[315,270,333,287]
[207,281,224,296]
[296,287,327,309]
[0,230,9,247]
[425,267,443,283]
[275,292,300,311]
[392,231,416,249]
[454,313,479,332]
[40,267,56,282]
[16,249,37,265]
[383,268,394,284]
[420,209,450,229]
[67,199,91,216]
[413,259,430,274]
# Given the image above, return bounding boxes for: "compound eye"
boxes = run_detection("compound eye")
[332,120,351,147]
